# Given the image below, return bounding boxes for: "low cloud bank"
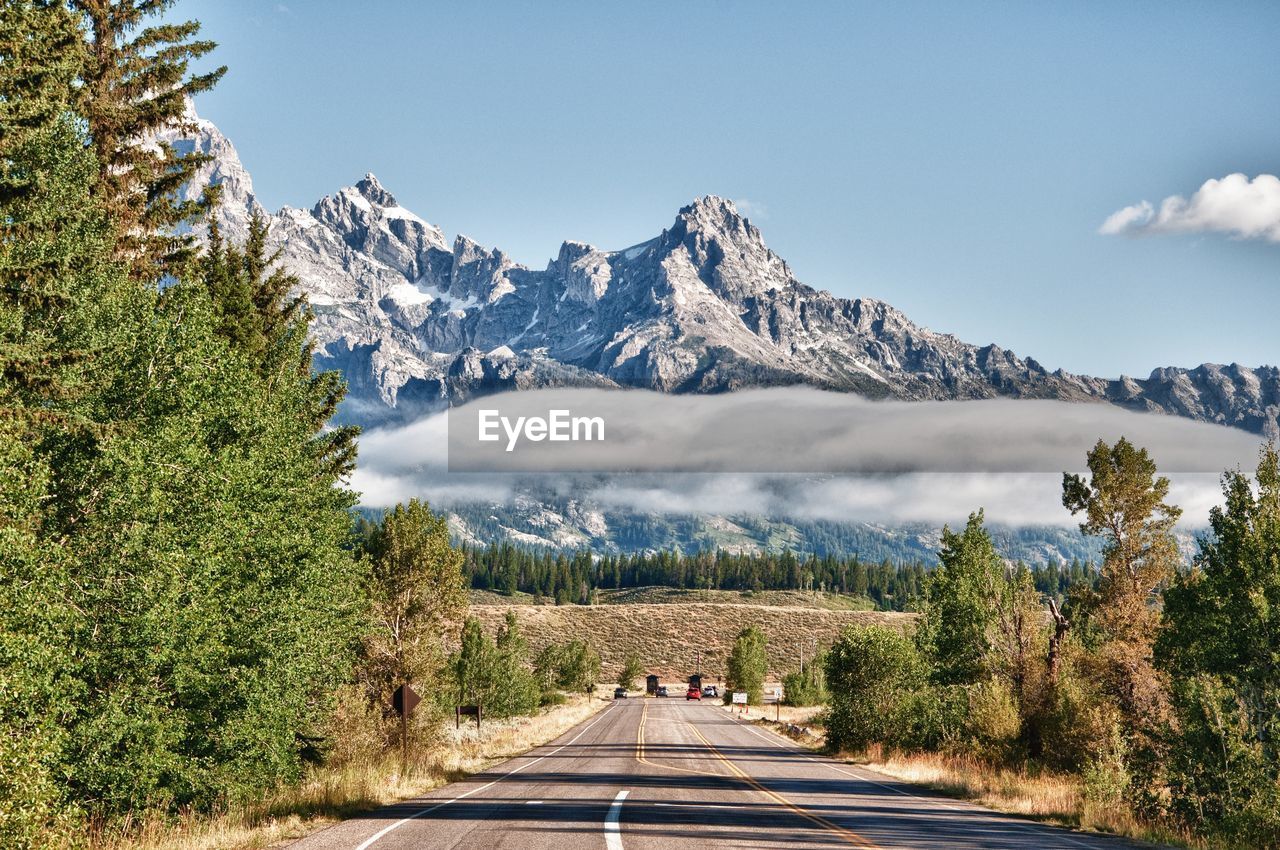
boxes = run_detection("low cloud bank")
[1100,172,1280,242]
[350,387,1267,528]
[443,387,1259,473]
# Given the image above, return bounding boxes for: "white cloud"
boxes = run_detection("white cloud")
[733,198,768,220]
[348,386,1268,529]
[1100,173,1280,242]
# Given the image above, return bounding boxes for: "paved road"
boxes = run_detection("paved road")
[291,698,1160,850]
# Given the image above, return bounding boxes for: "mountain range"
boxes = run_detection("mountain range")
[169,105,1280,438]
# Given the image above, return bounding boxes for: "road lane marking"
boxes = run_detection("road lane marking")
[352,703,618,850]
[726,711,1107,850]
[524,800,543,805]
[605,789,628,850]
[684,719,880,849]
[635,700,726,778]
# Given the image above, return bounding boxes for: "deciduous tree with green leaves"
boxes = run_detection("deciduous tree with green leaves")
[361,500,468,712]
[726,625,768,704]
[619,655,644,691]
[1158,445,1280,845]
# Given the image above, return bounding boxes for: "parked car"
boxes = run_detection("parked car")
[686,686,701,700]
[702,685,718,698]
[614,687,628,699]
[656,685,669,697]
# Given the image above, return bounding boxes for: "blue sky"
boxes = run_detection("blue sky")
[180,0,1280,378]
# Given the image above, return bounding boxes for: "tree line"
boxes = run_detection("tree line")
[459,540,1097,610]
[821,439,1280,849]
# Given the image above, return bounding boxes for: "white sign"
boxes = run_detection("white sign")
[732,692,748,704]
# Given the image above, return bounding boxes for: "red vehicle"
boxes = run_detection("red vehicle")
[686,686,701,700]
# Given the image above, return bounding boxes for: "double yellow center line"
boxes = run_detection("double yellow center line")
[636,702,880,849]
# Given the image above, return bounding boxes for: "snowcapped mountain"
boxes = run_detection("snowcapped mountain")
[168,107,1280,437]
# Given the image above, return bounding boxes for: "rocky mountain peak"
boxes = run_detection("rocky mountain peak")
[159,105,1280,438]
[354,172,397,208]
[661,194,789,301]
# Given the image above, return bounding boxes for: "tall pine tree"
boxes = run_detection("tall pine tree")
[73,0,226,279]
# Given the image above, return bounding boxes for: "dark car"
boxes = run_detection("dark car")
[614,687,628,699]
[686,686,702,700]
[702,685,718,698]
[656,685,669,697]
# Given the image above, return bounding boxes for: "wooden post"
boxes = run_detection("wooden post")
[401,708,408,779]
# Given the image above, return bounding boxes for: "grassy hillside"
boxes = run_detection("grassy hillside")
[469,598,915,682]
[470,586,877,611]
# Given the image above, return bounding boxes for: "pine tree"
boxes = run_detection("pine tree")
[915,511,1006,686]
[1062,438,1181,726]
[196,210,358,476]
[73,0,226,279]
[0,7,105,837]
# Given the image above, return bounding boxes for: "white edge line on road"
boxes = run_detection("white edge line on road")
[726,712,1108,850]
[352,704,617,850]
[605,789,628,850]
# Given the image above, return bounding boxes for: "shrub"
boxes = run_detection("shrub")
[782,656,828,707]
[825,625,929,752]
[965,679,1022,760]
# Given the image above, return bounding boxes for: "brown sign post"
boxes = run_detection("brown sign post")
[393,683,421,779]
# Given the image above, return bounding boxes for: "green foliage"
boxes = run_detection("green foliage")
[963,679,1022,759]
[782,655,828,706]
[359,500,467,714]
[915,511,1005,686]
[1157,446,1280,846]
[449,614,540,719]
[618,654,644,690]
[73,0,226,277]
[59,278,367,813]
[0,2,367,822]
[493,612,542,715]
[534,640,601,694]
[1062,437,1181,724]
[726,625,768,704]
[825,625,930,752]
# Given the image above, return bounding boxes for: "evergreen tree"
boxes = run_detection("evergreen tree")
[1062,438,1181,729]
[73,0,226,278]
[196,210,357,476]
[915,511,1005,686]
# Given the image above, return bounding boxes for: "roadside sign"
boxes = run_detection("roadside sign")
[456,704,482,730]
[732,692,748,704]
[393,683,421,776]
[393,684,421,717]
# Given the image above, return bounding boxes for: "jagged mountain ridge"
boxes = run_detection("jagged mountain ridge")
[169,106,1280,436]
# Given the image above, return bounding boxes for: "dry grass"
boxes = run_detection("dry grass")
[85,694,610,850]
[593,587,876,611]
[847,747,1195,848]
[470,601,914,680]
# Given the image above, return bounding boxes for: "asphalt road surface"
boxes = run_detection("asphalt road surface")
[291,698,1163,850]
